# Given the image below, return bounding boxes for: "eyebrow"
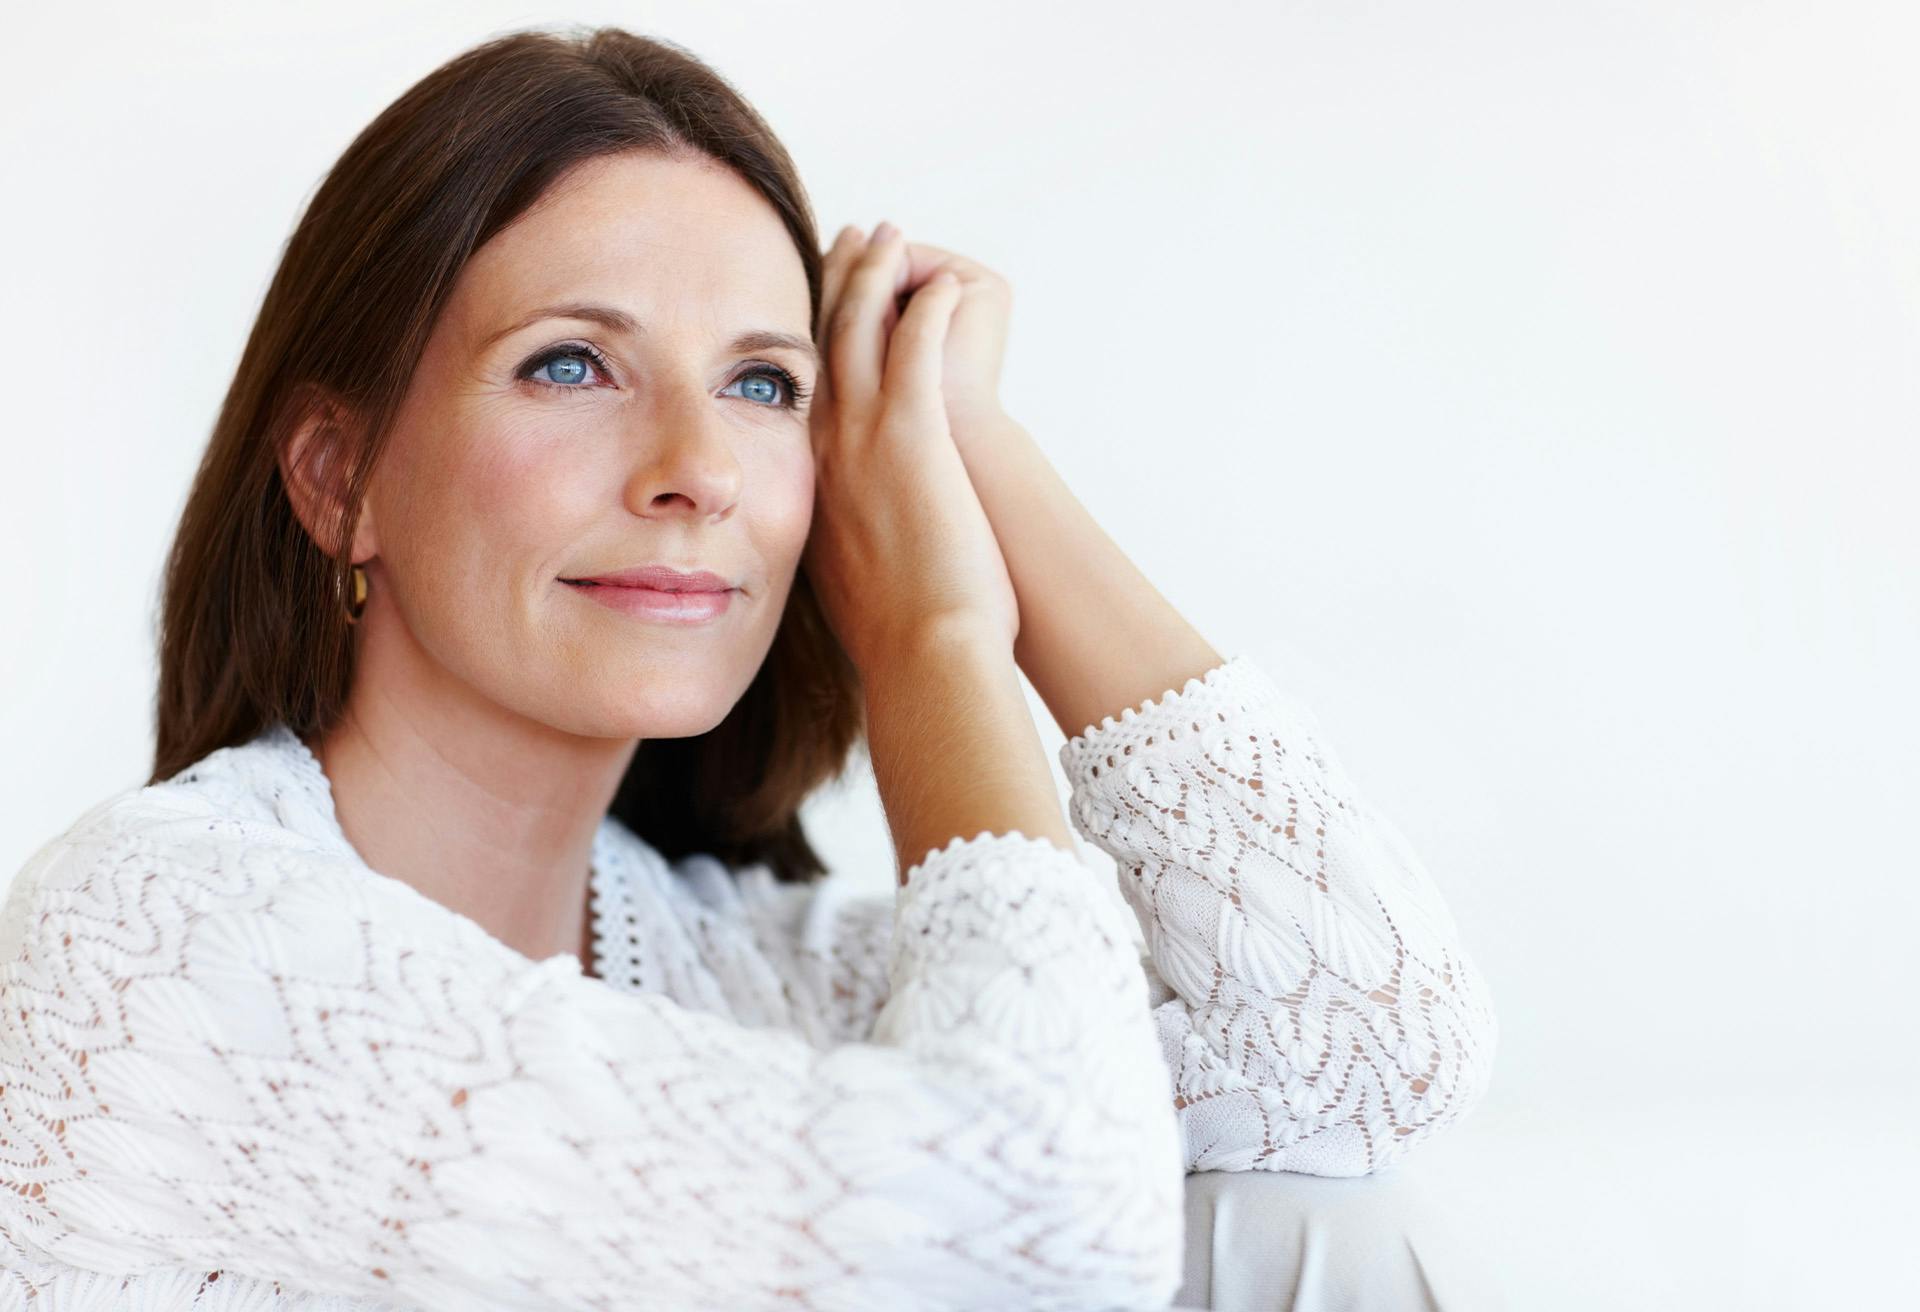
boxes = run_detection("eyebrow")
[481,302,819,368]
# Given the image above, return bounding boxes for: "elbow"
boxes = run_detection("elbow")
[1443,957,1501,1126]
[1387,975,1500,1170]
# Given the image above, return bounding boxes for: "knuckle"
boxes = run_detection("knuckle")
[870,399,914,436]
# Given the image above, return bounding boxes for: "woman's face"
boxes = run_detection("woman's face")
[355,149,818,740]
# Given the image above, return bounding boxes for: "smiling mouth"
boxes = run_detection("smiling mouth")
[559,577,737,625]
[560,579,738,593]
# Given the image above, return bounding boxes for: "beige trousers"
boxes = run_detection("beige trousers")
[1169,1165,1510,1311]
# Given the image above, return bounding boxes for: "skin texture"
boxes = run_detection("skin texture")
[800,224,1073,882]
[851,235,1225,751]
[799,224,1019,668]
[281,150,818,972]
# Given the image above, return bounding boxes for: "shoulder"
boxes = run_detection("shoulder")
[2,725,355,961]
[68,724,340,866]
[2,727,534,1009]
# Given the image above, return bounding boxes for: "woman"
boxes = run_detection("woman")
[0,25,1498,1311]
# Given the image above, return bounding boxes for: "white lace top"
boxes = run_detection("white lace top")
[0,654,1497,1311]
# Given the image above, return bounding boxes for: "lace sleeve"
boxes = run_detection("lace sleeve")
[0,803,1187,1310]
[1057,653,1500,1178]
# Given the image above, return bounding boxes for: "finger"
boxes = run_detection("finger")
[877,239,978,373]
[827,223,911,412]
[876,242,950,319]
[816,224,865,342]
[898,240,997,296]
[875,233,952,352]
[880,270,962,411]
[816,225,864,349]
[868,227,912,344]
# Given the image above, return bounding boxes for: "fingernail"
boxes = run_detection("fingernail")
[873,219,897,242]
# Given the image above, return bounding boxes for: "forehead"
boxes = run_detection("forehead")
[449,150,810,343]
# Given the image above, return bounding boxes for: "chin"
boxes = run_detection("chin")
[574,680,737,741]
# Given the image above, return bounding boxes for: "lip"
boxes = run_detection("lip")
[562,580,735,623]
[559,567,738,625]
[562,565,736,592]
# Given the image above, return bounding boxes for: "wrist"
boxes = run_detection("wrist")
[945,399,1018,437]
[868,612,1014,678]
[857,617,1017,718]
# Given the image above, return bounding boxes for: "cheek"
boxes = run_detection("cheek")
[380,406,590,599]
[751,435,816,564]
[466,433,586,544]
[765,426,815,519]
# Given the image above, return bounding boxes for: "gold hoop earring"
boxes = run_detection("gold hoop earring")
[344,562,368,624]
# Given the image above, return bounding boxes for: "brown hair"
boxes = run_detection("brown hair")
[151,26,862,883]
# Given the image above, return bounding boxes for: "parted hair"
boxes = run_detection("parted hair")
[151,26,863,883]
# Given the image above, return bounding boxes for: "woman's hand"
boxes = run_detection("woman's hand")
[856,231,1015,435]
[802,222,1021,676]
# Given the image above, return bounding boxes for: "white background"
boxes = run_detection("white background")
[3,2,1915,1306]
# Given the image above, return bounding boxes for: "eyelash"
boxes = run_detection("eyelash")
[517,342,812,410]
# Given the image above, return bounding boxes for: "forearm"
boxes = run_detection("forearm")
[954,412,1224,742]
[862,620,1075,887]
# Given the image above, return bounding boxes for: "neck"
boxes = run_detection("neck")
[310,623,638,969]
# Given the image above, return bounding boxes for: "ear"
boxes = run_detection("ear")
[279,384,378,562]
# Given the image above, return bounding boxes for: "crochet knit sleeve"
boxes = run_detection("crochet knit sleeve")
[0,799,1186,1310]
[1056,653,1500,1178]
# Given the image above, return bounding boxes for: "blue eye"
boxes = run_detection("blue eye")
[726,364,812,410]
[516,342,812,411]
[536,355,592,385]
[521,343,612,388]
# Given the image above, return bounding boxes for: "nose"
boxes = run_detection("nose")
[623,381,745,521]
